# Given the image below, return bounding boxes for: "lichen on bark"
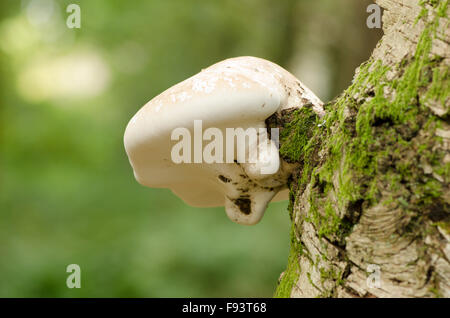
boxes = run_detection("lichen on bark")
[275,0,449,298]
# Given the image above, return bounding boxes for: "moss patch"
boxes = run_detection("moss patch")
[279,105,320,163]
[274,224,302,298]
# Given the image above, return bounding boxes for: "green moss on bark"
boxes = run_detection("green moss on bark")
[279,105,321,163]
[274,224,302,298]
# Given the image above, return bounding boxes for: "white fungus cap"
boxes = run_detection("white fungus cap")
[124,56,323,225]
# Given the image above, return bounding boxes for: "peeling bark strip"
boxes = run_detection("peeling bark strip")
[275,0,449,298]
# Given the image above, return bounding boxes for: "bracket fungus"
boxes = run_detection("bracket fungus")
[124,56,324,225]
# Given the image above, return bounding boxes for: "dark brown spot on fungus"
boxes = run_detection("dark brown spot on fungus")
[218,175,231,183]
[301,97,310,104]
[233,197,251,215]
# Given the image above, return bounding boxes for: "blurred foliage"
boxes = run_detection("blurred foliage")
[0,0,381,297]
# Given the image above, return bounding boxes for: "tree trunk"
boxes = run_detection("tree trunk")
[275,0,449,298]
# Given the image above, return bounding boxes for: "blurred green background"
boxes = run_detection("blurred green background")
[0,0,381,297]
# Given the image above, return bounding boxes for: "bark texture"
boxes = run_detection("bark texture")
[275,0,449,298]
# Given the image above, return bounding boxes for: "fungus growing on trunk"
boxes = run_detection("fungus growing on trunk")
[124,56,324,225]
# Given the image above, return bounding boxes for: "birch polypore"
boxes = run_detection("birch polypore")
[124,56,323,225]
